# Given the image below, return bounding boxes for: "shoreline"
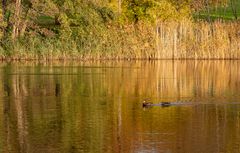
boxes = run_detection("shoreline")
[1,57,240,61]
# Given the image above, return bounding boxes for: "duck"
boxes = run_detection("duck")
[142,100,153,107]
[142,101,172,107]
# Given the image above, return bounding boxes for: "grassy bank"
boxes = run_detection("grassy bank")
[194,0,240,21]
[0,21,239,60]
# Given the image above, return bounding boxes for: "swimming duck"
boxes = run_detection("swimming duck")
[142,101,153,107]
[142,101,172,107]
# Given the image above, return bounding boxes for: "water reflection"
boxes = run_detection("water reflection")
[0,61,240,153]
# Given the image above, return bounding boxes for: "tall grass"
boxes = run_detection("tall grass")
[0,21,239,60]
[155,21,240,59]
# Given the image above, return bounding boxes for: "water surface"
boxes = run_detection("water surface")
[1,61,240,153]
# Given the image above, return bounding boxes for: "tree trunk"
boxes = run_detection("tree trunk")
[12,0,22,39]
[1,0,7,37]
[118,0,121,14]
[20,20,27,37]
[2,0,6,17]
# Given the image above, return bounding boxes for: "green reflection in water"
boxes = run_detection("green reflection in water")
[0,61,240,153]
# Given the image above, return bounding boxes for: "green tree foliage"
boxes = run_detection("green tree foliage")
[28,0,115,39]
[121,0,153,23]
[148,0,191,21]
[0,0,238,41]
[169,0,192,16]
[121,0,191,24]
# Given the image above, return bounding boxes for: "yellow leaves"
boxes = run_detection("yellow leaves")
[122,0,192,24]
[149,1,177,20]
[147,0,191,23]
[63,0,74,12]
[59,13,72,40]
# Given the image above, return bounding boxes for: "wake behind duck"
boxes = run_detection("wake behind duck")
[142,100,240,108]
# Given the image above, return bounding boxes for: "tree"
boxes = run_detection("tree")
[1,0,33,39]
[12,0,22,39]
[122,0,153,23]
[122,0,191,24]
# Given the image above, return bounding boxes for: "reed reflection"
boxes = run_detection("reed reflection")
[0,61,240,153]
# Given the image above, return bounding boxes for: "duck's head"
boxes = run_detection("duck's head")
[142,100,152,107]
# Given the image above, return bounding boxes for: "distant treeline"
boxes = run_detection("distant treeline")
[0,0,239,60]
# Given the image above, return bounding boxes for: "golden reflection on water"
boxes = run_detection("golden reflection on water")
[0,61,240,153]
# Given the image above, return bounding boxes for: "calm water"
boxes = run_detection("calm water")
[1,61,240,153]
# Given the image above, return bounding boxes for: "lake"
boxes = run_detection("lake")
[0,61,240,153]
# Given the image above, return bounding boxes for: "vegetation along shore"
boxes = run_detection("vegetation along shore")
[0,0,240,60]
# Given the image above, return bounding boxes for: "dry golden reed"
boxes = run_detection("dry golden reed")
[153,21,240,59]
[1,21,239,60]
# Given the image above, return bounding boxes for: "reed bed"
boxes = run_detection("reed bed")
[0,21,239,60]
[155,21,240,59]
